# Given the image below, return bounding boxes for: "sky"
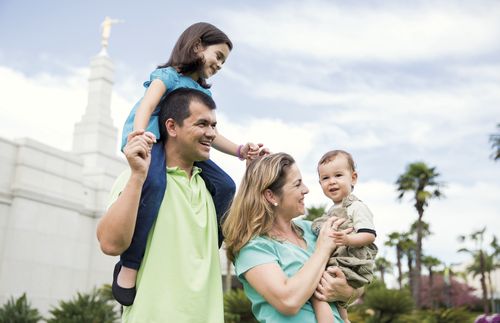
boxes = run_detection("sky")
[0,0,499,284]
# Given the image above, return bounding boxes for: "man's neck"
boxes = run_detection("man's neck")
[165,143,194,178]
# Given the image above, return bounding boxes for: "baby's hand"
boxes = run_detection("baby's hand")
[332,230,350,247]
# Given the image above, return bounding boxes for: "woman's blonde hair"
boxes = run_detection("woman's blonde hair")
[222,153,296,262]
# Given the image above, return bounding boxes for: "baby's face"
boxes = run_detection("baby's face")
[318,156,357,204]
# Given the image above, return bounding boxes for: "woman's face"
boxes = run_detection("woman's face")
[274,164,310,219]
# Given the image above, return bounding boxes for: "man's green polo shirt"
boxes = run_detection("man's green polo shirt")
[108,166,223,323]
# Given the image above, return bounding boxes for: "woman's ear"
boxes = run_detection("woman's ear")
[264,189,278,206]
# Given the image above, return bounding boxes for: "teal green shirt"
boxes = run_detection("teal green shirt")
[234,219,343,323]
[109,167,223,323]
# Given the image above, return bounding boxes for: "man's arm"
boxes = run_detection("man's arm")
[96,130,153,255]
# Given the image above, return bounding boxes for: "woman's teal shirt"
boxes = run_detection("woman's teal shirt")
[234,219,343,323]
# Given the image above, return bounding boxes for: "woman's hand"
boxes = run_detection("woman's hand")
[314,266,362,303]
[315,217,338,254]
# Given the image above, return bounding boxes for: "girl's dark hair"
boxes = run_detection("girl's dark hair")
[158,22,233,89]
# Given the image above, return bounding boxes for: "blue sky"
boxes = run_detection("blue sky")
[1,0,499,281]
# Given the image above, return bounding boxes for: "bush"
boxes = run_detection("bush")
[224,288,257,323]
[0,293,42,323]
[46,288,118,323]
[363,287,414,323]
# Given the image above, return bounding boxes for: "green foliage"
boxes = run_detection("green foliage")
[0,293,42,323]
[223,288,257,323]
[304,204,326,221]
[46,288,118,323]
[490,123,500,161]
[363,286,414,323]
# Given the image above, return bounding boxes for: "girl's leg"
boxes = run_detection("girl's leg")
[194,159,236,247]
[113,142,167,306]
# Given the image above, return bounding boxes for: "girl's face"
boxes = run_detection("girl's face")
[274,164,310,219]
[318,155,358,204]
[196,43,230,79]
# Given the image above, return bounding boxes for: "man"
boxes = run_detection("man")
[97,88,224,322]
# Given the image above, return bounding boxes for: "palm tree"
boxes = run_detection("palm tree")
[385,231,406,289]
[490,123,500,161]
[396,161,444,308]
[400,234,417,294]
[458,228,490,314]
[304,204,326,222]
[422,255,441,309]
[375,257,393,286]
[460,232,500,314]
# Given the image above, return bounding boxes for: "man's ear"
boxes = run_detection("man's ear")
[166,119,177,138]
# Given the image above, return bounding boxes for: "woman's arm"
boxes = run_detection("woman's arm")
[132,79,166,139]
[243,217,337,316]
[314,266,364,303]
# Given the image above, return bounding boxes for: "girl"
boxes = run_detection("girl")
[113,22,263,306]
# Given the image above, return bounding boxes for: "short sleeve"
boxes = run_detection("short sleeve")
[234,238,279,279]
[106,169,131,210]
[144,67,180,90]
[351,201,376,232]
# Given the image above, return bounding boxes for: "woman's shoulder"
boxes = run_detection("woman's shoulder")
[292,217,313,230]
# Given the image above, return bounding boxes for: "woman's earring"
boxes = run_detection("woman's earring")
[273,203,278,207]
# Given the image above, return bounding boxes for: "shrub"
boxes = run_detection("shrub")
[46,288,118,323]
[0,293,42,323]
[224,288,257,323]
[363,287,414,323]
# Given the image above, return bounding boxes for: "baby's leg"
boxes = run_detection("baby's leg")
[312,297,335,323]
[337,304,350,323]
[114,142,167,306]
[195,159,235,246]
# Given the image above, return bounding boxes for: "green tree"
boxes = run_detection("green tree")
[385,231,406,289]
[375,257,392,286]
[400,232,416,294]
[489,123,500,161]
[395,161,444,308]
[0,293,42,323]
[458,228,490,314]
[421,255,441,309]
[224,289,257,323]
[303,204,326,222]
[459,230,499,314]
[46,288,119,323]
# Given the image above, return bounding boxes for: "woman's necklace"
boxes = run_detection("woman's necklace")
[270,228,306,249]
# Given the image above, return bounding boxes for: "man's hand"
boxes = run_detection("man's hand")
[124,130,155,179]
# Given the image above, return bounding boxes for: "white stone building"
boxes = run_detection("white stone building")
[0,51,125,315]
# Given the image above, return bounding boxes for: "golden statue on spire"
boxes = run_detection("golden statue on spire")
[100,16,124,50]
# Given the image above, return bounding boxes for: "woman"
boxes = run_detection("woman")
[223,153,360,322]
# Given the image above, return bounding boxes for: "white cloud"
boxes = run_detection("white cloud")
[220,1,500,62]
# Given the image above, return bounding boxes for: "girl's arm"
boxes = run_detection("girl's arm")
[243,218,337,316]
[212,132,264,160]
[132,79,166,140]
[311,297,334,323]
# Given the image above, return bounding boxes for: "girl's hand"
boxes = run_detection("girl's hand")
[127,129,157,144]
[240,143,270,160]
[123,132,153,179]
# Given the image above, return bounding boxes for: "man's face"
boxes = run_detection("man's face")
[175,100,217,162]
